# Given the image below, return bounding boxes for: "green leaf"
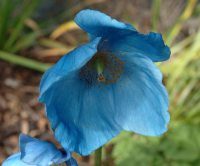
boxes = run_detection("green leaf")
[0,50,51,72]
[12,32,38,53]
[151,0,161,31]
[0,0,14,47]
[4,0,39,51]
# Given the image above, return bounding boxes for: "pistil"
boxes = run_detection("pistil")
[94,57,106,82]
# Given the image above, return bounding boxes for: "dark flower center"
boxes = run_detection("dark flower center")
[79,52,124,85]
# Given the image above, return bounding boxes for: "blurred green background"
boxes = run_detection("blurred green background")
[0,0,200,165]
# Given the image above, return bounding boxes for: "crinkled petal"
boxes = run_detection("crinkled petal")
[39,37,100,102]
[20,134,70,166]
[75,9,170,62]
[43,72,121,155]
[99,30,170,62]
[2,153,36,166]
[74,9,135,38]
[112,53,170,135]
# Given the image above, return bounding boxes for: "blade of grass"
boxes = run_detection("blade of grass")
[36,48,72,57]
[171,34,195,55]
[183,89,200,113]
[12,32,38,53]
[166,0,197,46]
[167,29,200,89]
[50,21,79,39]
[169,77,188,102]
[182,100,200,122]
[4,1,39,51]
[0,0,14,47]
[38,38,70,49]
[176,79,197,106]
[194,3,200,15]
[151,0,161,31]
[0,50,51,72]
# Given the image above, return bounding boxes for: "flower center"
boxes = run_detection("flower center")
[79,52,124,85]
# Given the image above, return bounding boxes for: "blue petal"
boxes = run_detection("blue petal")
[2,153,36,166]
[75,9,170,62]
[39,37,100,102]
[43,72,121,155]
[20,134,70,166]
[99,30,170,62]
[41,54,169,155]
[112,53,170,135]
[75,9,135,38]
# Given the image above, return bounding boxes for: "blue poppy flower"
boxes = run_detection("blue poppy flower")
[2,134,78,166]
[39,9,170,156]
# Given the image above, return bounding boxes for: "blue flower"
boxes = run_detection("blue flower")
[39,9,170,155]
[2,134,78,166]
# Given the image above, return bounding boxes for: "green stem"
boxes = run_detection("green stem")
[95,147,102,166]
[0,50,52,72]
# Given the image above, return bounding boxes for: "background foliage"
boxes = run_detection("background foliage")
[0,0,200,165]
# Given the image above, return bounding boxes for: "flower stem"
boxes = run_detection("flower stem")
[95,147,102,166]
